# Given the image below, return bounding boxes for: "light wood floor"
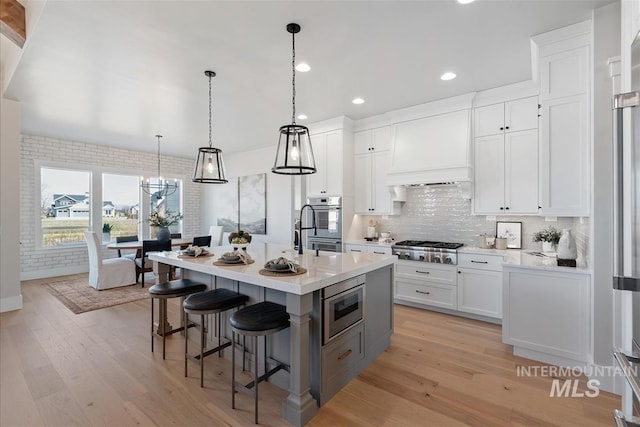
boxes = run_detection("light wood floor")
[1,274,619,426]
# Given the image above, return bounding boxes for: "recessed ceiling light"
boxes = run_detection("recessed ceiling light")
[440,72,457,81]
[297,114,308,120]
[352,98,365,105]
[296,63,311,72]
[457,0,475,4]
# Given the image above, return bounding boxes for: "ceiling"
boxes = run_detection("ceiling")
[3,0,617,158]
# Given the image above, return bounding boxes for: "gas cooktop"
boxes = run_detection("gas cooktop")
[392,240,464,264]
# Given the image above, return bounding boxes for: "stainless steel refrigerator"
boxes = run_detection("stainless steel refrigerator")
[612,30,640,424]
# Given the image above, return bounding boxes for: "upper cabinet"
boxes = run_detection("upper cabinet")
[308,129,343,196]
[533,21,591,217]
[473,97,539,137]
[473,96,540,215]
[354,127,395,214]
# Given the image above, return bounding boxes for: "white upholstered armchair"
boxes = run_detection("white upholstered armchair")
[84,231,136,290]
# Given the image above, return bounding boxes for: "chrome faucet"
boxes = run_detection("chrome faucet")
[298,204,317,255]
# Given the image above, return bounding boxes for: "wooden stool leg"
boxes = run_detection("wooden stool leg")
[151,298,155,353]
[162,299,167,360]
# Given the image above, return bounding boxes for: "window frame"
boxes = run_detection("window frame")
[34,160,186,250]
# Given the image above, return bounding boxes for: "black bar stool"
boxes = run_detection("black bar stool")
[149,278,207,359]
[229,301,290,424]
[183,288,249,387]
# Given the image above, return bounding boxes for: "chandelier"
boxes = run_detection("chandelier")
[140,135,178,198]
[272,23,317,175]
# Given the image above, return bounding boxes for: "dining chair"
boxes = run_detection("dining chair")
[84,231,136,290]
[135,239,171,286]
[192,235,212,247]
[208,225,224,246]
[115,235,139,260]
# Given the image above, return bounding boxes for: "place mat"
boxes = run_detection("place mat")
[212,259,255,266]
[258,267,307,277]
[178,252,215,259]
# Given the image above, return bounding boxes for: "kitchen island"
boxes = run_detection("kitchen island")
[149,243,395,427]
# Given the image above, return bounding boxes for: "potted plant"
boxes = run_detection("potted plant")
[147,209,183,241]
[533,226,561,253]
[102,223,113,242]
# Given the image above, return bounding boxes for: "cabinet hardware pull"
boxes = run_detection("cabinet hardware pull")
[505,126,510,129]
[415,270,430,274]
[373,251,385,254]
[415,290,431,295]
[351,249,362,252]
[505,207,510,210]
[500,127,504,130]
[499,207,504,210]
[471,260,489,264]
[337,349,352,360]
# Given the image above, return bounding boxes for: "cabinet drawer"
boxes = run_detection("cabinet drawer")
[322,323,364,386]
[395,278,457,310]
[370,246,392,255]
[458,253,504,271]
[345,244,369,253]
[396,262,456,285]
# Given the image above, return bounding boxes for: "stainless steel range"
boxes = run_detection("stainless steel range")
[391,240,464,264]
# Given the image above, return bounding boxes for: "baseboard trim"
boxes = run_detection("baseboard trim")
[0,294,23,313]
[20,265,89,281]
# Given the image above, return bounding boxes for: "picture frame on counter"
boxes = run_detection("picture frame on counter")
[496,221,522,249]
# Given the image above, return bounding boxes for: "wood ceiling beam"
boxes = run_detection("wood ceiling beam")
[0,0,26,48]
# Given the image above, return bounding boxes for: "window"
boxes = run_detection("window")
[40,167,91,246]
[147,178,182,239]
[102,173,140,240]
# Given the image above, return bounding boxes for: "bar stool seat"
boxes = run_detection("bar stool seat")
[183,288,249,387]
[230,301,290,424]
[149,278,207,359]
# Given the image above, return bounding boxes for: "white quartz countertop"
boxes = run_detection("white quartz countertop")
[459,246,591,274]
[148,243,396,295]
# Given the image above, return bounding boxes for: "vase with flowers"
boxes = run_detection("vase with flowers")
[532,226,561,253]
[147,209,183,242]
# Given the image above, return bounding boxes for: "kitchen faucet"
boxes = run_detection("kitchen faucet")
[298,204,317,255]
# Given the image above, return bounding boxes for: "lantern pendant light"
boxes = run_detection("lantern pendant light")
[140,134,179,198]
[192,70,228,184]
[272,23,317,175]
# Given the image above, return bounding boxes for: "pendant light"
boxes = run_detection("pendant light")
[140,134,179,198]
[272,23,317,175]
[193,70,228,184]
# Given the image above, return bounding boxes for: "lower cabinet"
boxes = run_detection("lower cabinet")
[320,323,365,402]
[394,261,458,310]
[502,266,591,364]
[456,253,504,320]
[345,243,392,255]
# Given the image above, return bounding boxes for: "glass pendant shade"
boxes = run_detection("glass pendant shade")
[272,124,316,175]
[192,70,228,184]
[193,146,227,183]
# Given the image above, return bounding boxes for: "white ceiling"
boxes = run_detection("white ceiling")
[3,0,616,158]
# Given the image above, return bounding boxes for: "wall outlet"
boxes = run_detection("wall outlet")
[486,215,496,221]
[544,216,557,222]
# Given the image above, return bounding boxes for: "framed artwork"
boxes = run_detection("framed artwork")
[216,173,267,234]
[496,221,522,249]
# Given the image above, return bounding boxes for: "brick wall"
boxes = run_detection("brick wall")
[20,134,201,279]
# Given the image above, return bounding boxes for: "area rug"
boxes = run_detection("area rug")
[44,278,150,314]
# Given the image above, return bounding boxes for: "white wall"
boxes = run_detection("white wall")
[200,146,294,246]
[1,97,22,312]
[20,135,201,280]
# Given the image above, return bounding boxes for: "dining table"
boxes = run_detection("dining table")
[106,238,193,251]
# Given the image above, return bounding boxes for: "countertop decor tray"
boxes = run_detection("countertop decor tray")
[213,259,255,266]
[259,267,307,277]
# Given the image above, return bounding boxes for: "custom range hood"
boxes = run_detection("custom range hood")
[385,96,473,186]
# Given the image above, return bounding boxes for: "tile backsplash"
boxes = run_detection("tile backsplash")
[357,184,588,261]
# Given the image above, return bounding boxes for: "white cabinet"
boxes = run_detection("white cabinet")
[354,126,392,155]
[394,261,458,310]
[354,151,392,214]
[473,97,539,137]
[345,244,392,255]
[473,96,539,215]
[354,127,395,215]
[456,253,503,320]
[307,130,343,196]
[534,23,591,216]
[502,266,591,364]
[474,129,539,214]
